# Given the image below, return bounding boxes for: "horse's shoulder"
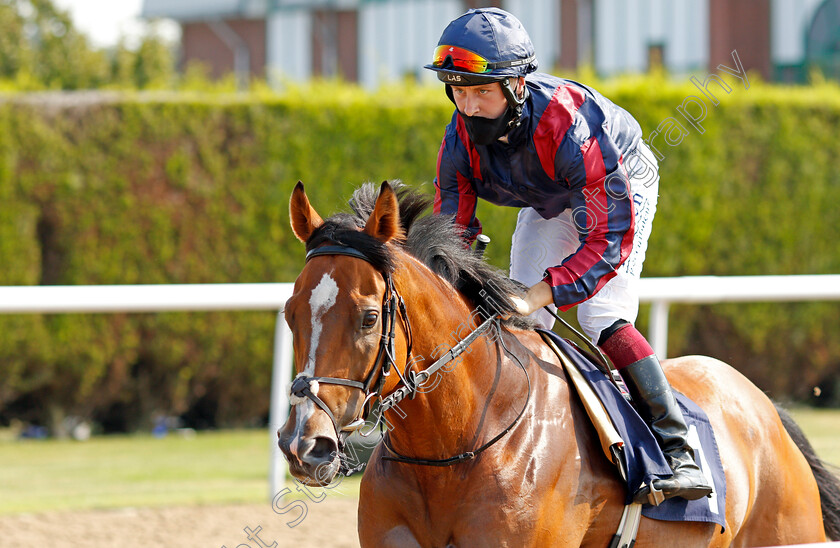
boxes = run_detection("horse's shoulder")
[507,328,568,367]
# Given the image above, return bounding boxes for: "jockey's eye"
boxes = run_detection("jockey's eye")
[362,311,379,329]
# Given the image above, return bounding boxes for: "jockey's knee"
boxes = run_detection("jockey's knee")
[597,318,630,346]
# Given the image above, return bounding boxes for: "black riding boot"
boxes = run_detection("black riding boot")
[620,355,713,505]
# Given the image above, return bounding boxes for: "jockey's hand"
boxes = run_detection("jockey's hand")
[511,281,553,316]
[508,295,529,318]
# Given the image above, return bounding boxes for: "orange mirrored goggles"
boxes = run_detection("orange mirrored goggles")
[433,45,494,74]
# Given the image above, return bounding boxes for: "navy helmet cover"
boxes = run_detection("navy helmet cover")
[424,7,538,86]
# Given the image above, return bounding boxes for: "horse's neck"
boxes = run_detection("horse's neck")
[384,260,524,459]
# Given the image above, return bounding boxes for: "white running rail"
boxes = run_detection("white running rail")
[1,274,839,498]
[638,275,840,359]
[0,283,295,500]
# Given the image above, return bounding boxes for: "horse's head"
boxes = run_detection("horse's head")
[278,181,406,485]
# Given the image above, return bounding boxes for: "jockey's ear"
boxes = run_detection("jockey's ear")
[515,77,526,99]
[363,181,403,243]
[289,181,323,242]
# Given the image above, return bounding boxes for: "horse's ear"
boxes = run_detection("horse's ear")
[363,181,403,243]
[289,181,323,243]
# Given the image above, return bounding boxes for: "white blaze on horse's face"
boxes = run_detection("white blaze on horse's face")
[290,271,339,454]
[306,271,339,376]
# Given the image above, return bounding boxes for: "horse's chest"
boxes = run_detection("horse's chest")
[407,481,544,545]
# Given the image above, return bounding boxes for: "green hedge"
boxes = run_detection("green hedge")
[1,76,839,432]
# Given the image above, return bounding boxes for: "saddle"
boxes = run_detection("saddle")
[537,329,727,532]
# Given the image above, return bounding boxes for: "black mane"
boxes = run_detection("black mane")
[306,182,535,329]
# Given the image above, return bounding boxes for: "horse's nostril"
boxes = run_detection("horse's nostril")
[309,436,338,461]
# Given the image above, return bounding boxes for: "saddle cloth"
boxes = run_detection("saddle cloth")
[538,329,727,531]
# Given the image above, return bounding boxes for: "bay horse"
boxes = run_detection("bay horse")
[278,181,840,547]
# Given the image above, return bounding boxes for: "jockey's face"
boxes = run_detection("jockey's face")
[451,82,508,119]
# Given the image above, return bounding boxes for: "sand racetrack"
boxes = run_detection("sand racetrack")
[0,497,361,548]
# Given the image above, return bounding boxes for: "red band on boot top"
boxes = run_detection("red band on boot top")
[599,324,656,370]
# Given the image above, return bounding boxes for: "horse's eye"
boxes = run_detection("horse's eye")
[362,311,379,328]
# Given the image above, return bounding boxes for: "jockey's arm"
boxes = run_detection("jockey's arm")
[510,281,553,316]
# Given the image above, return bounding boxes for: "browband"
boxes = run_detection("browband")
[306,245,372,264]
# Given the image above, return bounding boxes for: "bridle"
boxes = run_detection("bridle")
[288,245,415,459]
[288,242,531,473]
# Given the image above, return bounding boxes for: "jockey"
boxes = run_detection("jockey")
[425,7,712,504]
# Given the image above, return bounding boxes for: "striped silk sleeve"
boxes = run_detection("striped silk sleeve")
[433,126,482,244]
[542,134,635,310]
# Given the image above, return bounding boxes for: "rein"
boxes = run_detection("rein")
[380,317,532,467]
[289,242,531,472]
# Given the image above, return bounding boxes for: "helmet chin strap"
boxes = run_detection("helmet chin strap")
[500,77,528,130]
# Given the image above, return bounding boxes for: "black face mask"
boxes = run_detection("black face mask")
[461,107,518,146]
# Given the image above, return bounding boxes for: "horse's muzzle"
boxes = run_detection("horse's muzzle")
[277,430,340,485]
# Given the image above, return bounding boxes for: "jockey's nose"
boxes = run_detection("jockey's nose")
[463,95,480,117]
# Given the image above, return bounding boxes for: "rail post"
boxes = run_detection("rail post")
[268,310,293,500]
